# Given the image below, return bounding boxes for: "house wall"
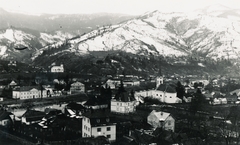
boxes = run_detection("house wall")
[152,90,177,103]
[111,100,137,114]
[92,125,116,141]
[123,81,140,87]
[51,66,64,73]
[164,116,175,132]
[147,113,175,132]
[82,117,91,138]
[147,113,159,128]
[70,83,85,94]
[12,89,47,100]
[82,116,116,141]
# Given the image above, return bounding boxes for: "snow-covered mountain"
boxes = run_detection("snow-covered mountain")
[36,5,240,60]
[0,27,74,61]
[2,4,240,63]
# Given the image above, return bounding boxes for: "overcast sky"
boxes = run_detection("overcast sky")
[0,0,239,15]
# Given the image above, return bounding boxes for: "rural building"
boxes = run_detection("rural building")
[147,110,175,132]
[82,113,117,141]
[70,81,85,94]
[12,86,47,100]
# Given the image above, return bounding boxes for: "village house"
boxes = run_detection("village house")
[65,102,86,117]
[21,109,46,125]
[82,113,117,142]
[70,81,85,94]
[12,86,47,100]
[0,110,14,127]
[51,64,64,73]
[136,76,181,103]
[103,79,121,89]
[147,110,175,132]
[111,91,138,114]
[9,80,17,88]
[8,60,17,66]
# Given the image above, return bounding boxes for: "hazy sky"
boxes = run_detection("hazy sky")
[0,0,239,15]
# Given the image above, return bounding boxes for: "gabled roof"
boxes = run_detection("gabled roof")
[0,110,12,120]
[71,81,84,86]
[9,80,17,86]
[156,84,176,93]
[22,110,45,122]
[149,110,171,121]
[83,112,115,127]
[66,102,85,110]
[115,92,135,102]
[84,96,108,106]
[90,117,115,127]
[13,86,44,91]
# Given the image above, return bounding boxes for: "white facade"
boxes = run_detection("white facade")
[13,87,47,100]
[103,79,121,89]
[51,64,64,73]
[70,82,85,94]
[156,76,164,89]
[82,116,116,141]
[123,80,140,87]
[135,89,180,104]
[151,90,179,103]
[111,100,138,114]
[147,110,175,132]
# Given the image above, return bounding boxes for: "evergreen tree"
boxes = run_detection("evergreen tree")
[176,81,185,100]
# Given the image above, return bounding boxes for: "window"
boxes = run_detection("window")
[168,121,171,125]
[107,127,111,131]
[107,135,111,138]
[97,128,101,132]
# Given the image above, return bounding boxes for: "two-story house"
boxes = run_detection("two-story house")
[51,64,64,73]
[111,92,138,114]
[70,81,85,94]
[147,110,175,132]
[12,86,47,100]
[82,113,117,142]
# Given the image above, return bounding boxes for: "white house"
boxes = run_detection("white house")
[70,81,85,94]
[82,114,116,141]
[147,110,175,132]
[135,76,181,104]
[12,86,47,100]
[111,92,139,114]
[103,79,121,89]
[152,84,180,103]
[51,64,64,73]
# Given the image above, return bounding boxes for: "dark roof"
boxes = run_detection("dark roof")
[22,110,45,122]
[130,129,155,144]
[115,92,135,102]
[157,84,176,93]
[13,86,45,91]
[84,96,108,106]
[0,111,12,120]
[66,102,85,110]
[83,112,115,127]
[89,117,115,127]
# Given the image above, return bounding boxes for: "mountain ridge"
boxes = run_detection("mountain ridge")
[1,5,240,64]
